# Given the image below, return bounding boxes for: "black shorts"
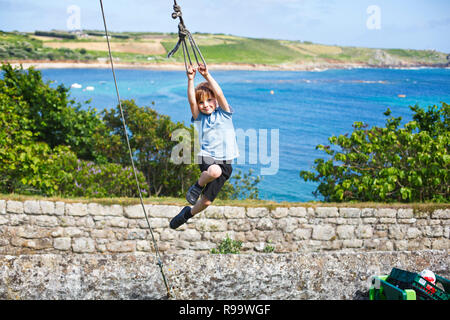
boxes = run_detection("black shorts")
[198,156,233,202]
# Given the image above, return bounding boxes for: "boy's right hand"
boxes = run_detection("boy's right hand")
[187,65,196,80]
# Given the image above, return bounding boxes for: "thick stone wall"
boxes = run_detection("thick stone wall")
[0,200,448,254]
[0,199,449,300]
[0,251,448,300]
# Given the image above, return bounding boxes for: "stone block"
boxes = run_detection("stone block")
[0,216,8,225]
[256,218,273,231]
[355,225,373,239]
[147,205,182,218]
[423,226,444,238]
[246,207,269,218]
[29,215,59,227]
[388,225,405,240]
[397,208,413,219]
[276,217,298,233]
[39,201,56,215]
[405,227,422,239]
[288,207,307,218]
[109,217,129,228]
[223,206,246,219]
[123,205,143,219]
[432,209,449,219]
[72,238,95,253]
[312,225,335,241]
[315,207,338,218]
[180,229,202,242]
[0,200,5,214]
[53,238,71,251]
[66,203,88,216]
[361,208,375,217]
[195,219,228,232]
[24,200,41,214]
[432,239,449,250]
[271,207,288,219]
[379,218,396,224]
[136,240,151,252]
[336,225,355,239]
[376,208,397,218]
[203,206,225,219]
[88,203,123,217]
[160,229,178,241]
[228,219,251,232]
[106,241,135,253]
[63,227,85,238]
[7,201,23,214]
[145,218,168,229]
[339,208,361,218]
[55,202,65,216]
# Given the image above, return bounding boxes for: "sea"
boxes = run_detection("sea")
[39,67,450,203]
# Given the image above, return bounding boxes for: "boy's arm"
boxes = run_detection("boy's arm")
[187,65,200,119]
[198,64,231,113]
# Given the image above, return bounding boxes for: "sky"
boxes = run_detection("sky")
[1,0,449,52]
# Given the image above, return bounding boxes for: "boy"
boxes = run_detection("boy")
[170,64,239,229]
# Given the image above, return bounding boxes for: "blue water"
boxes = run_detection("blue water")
[40,67,450,203]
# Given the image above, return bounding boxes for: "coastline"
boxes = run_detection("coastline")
[5,59,450,72]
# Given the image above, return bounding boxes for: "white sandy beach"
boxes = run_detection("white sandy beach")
[5,59,448,72]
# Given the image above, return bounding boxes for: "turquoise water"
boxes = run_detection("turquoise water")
[40,67,450,202]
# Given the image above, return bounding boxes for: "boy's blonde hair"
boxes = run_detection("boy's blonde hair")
[195,82,215,104]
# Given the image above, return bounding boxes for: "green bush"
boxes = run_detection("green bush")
[219,169,261,200]
[300,103,449,203]
[1,63,260,200]
[211,235,243,254]
[0,63,147,198]
[0,88,70,195]
[95,99,201,197]
[53,151,148,198]
[1,63,105,161]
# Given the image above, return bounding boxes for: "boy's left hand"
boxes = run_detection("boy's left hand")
[198,64,209,77]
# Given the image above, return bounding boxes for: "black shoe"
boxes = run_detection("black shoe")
[186,184,202,205]
[170,206,192,229]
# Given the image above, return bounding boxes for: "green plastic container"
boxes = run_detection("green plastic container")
[370,268,450,300]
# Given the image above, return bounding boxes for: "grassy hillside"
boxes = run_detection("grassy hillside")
[1,30,449,67]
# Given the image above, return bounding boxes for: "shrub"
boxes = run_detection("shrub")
[1,63,105,161]
[53,150,148,198]
[211,235,243,254]
[95,99,200,197]
[218,169,261,200]
[300,103,449,203]
[0,64,147,198]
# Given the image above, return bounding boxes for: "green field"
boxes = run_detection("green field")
[1,30,449,67]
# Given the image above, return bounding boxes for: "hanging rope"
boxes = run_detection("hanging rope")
[99,0,172,299]
[168,0,207,72]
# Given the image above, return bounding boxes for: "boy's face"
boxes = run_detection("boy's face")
[198,97,217,115]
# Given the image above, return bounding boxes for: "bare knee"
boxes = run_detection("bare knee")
[207,165,222,179]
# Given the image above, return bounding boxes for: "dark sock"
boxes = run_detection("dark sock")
[183,207,193,220]
[195,181,203,189]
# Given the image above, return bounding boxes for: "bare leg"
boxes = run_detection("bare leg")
[198,164,222,187]
[191,196,212,216]
[190,165,222,216]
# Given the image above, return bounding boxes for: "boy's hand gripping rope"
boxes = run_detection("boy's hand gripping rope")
[168,0,207,72]
[99,0,173,299]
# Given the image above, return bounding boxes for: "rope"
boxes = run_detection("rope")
[98,0,173,299]
[168,0,207,72]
